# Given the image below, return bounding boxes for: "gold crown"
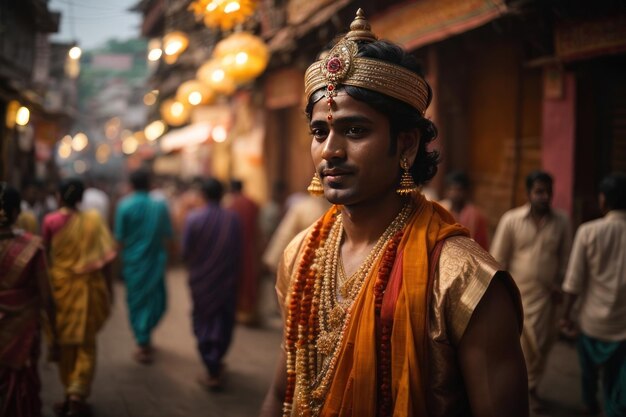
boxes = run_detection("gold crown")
[304,9,430,114]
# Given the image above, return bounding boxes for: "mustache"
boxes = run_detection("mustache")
[317,162,355,175]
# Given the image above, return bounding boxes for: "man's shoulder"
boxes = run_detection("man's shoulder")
[500,205,528,221]
[439,236,501,278]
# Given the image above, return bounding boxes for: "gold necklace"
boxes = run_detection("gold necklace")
[303,201,414,413]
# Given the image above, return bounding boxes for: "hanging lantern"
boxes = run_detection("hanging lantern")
[189,0,257,31]
[176,80,215,106]
[160,98,191,126]
[196,59,236,96]
[162,31,189,64]
[213,31,269,84]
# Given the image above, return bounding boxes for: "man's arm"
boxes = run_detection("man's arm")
[458,277,529,417]
[259,349,287,417]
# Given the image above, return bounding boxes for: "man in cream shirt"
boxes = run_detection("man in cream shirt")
[561,173,626,417]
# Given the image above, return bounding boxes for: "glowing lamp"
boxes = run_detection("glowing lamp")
[176,80,215,106]
[160,98,191,126]
[162,31,189,64]
[15,106,30,126]
[144,120,166,141]
[189,0,257,31]
[71,132,89,152]
[197,59,236,95]
[213,32,269,83]
[68,46,82,60]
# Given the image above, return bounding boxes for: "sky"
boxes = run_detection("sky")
[48,0,142,50]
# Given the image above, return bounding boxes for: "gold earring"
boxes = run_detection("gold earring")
[307,173,324,196]
[396,157,418,195]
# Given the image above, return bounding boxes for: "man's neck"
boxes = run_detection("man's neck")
[340,193,407,248]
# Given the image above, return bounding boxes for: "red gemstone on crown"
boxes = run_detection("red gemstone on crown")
[327,57,343,73]
[327,84,334,92]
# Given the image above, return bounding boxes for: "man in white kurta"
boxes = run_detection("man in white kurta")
[491,171,572,406]
[560,173,626,417]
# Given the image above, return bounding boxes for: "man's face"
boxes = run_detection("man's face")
[446,184,467,207]
[528,180,552,213]
[309,92,400,207]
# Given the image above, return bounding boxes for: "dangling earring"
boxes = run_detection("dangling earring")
[396,157,418,195]
[307,173,324,196]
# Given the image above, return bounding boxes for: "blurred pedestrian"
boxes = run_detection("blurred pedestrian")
[0,183,56,417]
[491,170,572,412]
[16,180,44,234]
[115,168,173,364]
[81,178,110,225]
[182,178,242,390]
[560,173,626,417]
[262,193,330,275]
[261,11,527,416]
[439,170,490,249]
[225,179,260,326]
[259,181,286,249]
[42,178,116,417]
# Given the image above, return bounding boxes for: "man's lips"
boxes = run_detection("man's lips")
[321,169,352,178]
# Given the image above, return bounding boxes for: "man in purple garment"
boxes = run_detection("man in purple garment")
[182,178,242,390]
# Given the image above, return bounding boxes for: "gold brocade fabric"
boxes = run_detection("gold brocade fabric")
[276,198,522,416]
[49,210,116,345]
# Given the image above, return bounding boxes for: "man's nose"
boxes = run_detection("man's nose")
[321,131,346,160]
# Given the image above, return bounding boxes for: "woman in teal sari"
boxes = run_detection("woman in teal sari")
[115,169,173,363]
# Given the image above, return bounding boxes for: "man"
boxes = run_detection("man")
[491,170,572,411]
[560,173,626,417]
[42,178,115,416]
[115,168,173,364]
[225,179,260,325]
[260,10,527,417]
[182,178,242,390]
[439,170,490,249]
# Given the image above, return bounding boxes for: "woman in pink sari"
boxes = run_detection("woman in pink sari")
[0,183,56,417]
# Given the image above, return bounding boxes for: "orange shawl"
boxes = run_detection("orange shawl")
[320,194,468,417]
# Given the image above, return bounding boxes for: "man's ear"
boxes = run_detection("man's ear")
[398,129,420,164]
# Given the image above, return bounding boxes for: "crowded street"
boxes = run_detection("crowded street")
[33,267,594,417]
[2,1,626,417]
[40,268,283,417]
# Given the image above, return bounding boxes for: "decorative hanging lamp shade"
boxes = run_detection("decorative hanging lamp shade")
[176,80,215,106]
[189,0,257,31]
[196,59,236,95]
[162,31,189,64]
[160,98,191,126]
[213,31,269,84]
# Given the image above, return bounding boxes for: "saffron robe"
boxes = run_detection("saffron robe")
[277,195,522,416]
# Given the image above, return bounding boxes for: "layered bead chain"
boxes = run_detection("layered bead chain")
[283,201,414,417]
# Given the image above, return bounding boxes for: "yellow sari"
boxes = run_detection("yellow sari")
[48,209,116,345]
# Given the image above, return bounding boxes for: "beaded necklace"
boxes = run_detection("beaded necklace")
[283,201,414,417]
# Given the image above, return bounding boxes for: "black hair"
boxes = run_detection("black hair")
[305,40,438,186]
[230,179,243,192]
[58,177,85,208]
[525,170,553,193]
[0,183,21,226]
[599,172,626,210]
[202,178,224,202]
[445,171,470,190]
[130,168,151,191]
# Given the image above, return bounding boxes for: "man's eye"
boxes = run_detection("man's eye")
[346,127,367,137]
[310,128,328,140]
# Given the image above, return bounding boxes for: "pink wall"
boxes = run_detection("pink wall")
[541,72,576,216]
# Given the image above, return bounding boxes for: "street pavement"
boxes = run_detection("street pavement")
[39,267,603,417]
[40,267,283,417]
